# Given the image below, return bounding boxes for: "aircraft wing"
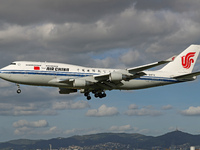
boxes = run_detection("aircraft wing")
[94,55,176,81]
[127,55,176,73]
[50,55,176,91]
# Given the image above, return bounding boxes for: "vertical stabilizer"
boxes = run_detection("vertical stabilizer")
[160,45,200,74]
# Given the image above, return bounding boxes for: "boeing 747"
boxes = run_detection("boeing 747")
[0,45,200,100]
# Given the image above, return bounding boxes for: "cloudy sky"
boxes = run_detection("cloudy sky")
[1,0,200,142]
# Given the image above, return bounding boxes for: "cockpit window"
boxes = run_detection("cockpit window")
[10,63,16,65]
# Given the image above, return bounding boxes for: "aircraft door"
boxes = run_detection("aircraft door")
[40,62,46,82]
[41,62,46,70]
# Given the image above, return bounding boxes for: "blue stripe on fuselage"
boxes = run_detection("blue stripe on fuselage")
[0,70,98,77]
[0,70,180,83]
[138,76,180,83]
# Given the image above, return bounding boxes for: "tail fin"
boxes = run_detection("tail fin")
[160,45,200,74]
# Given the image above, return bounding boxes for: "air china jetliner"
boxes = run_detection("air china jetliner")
[0,45,200,100]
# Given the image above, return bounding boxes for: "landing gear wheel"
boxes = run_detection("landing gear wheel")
[98,93,103,98]
[87,96,91,100]
[102,93,106,98]
[16,84,21,94]
[94,93,99,98]
[17,89,21,94]
[84,92,89,97]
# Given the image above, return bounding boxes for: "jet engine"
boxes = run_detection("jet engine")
[109,72,127,81]
[73,79,92,87]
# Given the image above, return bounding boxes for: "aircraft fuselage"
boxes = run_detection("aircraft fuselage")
[0,61,180,90]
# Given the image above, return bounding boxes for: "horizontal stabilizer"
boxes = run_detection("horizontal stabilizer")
[173,71,200,80]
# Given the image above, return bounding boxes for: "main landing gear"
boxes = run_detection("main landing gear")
[84,92,91,100]
[84,91,107,100]
[16,84,21,94]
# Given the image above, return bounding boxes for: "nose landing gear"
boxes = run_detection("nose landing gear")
[16,84,21,94]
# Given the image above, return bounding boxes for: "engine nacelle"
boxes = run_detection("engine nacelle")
[73,79,92,87]
[59,88,77,94]
[109,72,126,81]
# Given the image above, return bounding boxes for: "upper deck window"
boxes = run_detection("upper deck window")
[10,63,16,65]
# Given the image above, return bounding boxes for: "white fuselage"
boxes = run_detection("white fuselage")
[0,61,182,90]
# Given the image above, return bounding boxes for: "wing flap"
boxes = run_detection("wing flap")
[94,73,110,81]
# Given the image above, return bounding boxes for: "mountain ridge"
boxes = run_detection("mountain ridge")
[0,130,200,150]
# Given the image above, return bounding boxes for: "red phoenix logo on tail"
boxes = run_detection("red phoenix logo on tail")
[181,52,196,69]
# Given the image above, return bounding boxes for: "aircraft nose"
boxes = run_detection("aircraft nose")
[0,68,2,73]
[0,69,2,78]
[0,67,5,79]
[0,67,8,80]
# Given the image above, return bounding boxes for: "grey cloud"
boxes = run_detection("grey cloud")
[86,104,119,117]
[109,124,133,132]
[13,119,49,135]
[120,50,141,66]
[0,103,57,116]
[162,105,173,110]
[53,100,90,110]
[0,0,133,25]
[180,106,200,116]
[128,104,138,110]
[64,128,86,136]
[13,120,49,128]
[125,108,162,116]
[12,119,61,136]
[43,126,61,135]
[125,105,162,116]
[134,0,200,12]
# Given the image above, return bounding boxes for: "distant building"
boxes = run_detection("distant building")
[190,146,195,150]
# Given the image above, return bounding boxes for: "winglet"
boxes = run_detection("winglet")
[166,55,176,62]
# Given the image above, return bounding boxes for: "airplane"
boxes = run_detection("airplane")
[0,45,200,100]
